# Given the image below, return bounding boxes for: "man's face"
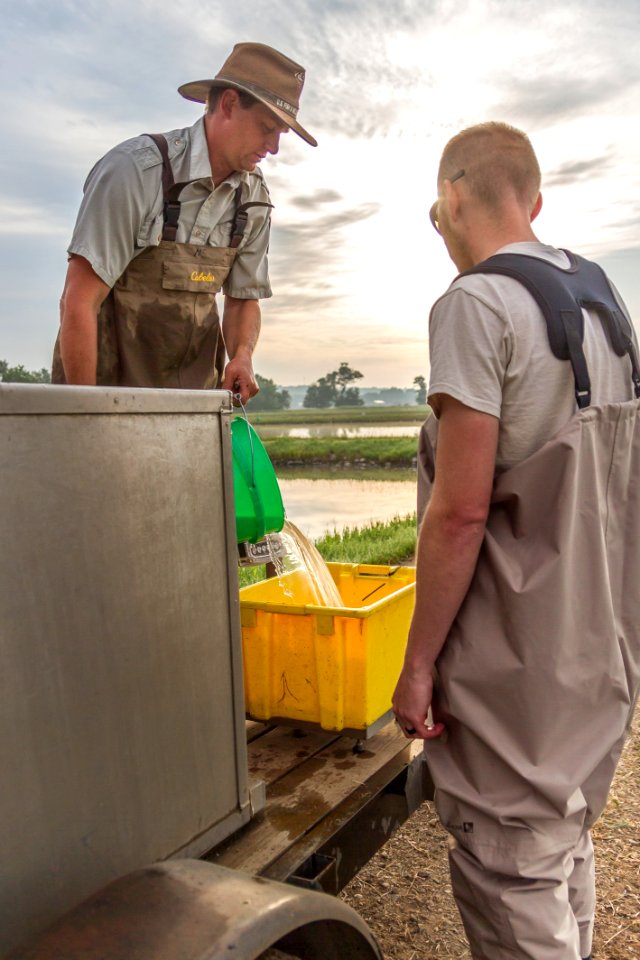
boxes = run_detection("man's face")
[224,96,289,173]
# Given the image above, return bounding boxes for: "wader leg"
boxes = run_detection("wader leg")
[446,832,584,960]
[567,829,595,960]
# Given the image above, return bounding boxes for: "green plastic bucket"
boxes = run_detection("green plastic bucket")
[231,417,285,544]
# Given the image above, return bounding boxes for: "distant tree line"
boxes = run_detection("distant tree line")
[303,361,365,408]
[0,359,50,383]
[0,358,427,407]
[250,366,428,409]
[300,364,427,408]
[249,374,291,411]
[413,375,426,405]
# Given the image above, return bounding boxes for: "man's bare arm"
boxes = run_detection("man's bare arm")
[59,256,110,385]
[221,295,261,403]
[392,395,499,738]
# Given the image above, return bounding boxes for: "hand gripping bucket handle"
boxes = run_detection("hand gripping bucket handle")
[231,406,285,544]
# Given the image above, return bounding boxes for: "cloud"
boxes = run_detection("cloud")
[484,2,640,129]
[300,203,381,232]
[4,0,640,385]
[266,200,382,318]
[489,74,631,128]
[290,189,343,209]
[594,244,640,327]
[606,214,640,231]
[0,233,64,367]
[0,200,70,237]
[544,154,614,187]
[271,202,380,262]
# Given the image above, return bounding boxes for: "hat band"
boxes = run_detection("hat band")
[216,75,299,119]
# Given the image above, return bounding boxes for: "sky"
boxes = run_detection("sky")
[2,0,639,388]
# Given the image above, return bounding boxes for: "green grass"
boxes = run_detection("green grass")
[238,564,274,587]
[237,514,417,588]
[263,436,418,465]
[246,405,430,425]
[316,515,417,565]
[275,465,415,482]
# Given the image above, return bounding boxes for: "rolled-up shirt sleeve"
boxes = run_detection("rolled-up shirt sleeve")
[428,285,512,418]
[223,202,272,300]
[68,148,159,288]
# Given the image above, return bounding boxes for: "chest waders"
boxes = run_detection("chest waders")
[52,134,272,388]
[420,252,640,960]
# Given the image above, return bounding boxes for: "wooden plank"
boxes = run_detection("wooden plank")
[263,740,425,887]
[247,726,340,786]
[245,720,272,742]
[212,722,410,874]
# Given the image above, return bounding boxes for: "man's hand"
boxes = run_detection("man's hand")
[222,355,259,404]
[393,659,445,740]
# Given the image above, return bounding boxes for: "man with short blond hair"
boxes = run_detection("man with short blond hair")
[393,121,640,959]
[52,42,316,399]
[438,121,541,212]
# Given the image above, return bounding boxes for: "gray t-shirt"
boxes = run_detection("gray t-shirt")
[428,242,637,470]
[68,117,272,299]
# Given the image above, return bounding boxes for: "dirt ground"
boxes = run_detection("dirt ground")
[341,714,639,959]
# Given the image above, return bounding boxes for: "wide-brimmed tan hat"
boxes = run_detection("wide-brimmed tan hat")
[178,42,317,147]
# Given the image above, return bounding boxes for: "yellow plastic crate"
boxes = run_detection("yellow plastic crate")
[239,563,416,736]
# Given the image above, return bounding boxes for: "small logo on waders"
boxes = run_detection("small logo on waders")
[191,271,215,282]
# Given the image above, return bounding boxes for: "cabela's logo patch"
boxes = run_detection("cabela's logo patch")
[191,271,215,282]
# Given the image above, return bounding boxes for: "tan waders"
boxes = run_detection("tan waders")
[418,398,640,959]
[53,134,271,388]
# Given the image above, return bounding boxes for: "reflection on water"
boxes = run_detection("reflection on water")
[279,477,417,540]
[257,423,421,439]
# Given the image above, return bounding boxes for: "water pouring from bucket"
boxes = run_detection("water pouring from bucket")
[270,519,342,607]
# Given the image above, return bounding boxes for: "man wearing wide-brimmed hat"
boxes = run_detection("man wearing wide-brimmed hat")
[52,42,316,398]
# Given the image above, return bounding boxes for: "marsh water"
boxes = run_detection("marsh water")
[257,423,420,439]
[251,417,419,538]
[277,473,417,539]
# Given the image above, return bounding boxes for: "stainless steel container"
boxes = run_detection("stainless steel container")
[0,385,254,953]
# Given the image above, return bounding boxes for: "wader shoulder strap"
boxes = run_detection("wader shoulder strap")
[145,134,273,247]
[229,187,274,249]
[145,133,184,242]
[459,251,640,409]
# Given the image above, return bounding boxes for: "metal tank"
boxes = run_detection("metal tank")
[0,384,257,954]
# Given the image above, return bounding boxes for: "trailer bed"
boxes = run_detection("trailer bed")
[209,720,433,893]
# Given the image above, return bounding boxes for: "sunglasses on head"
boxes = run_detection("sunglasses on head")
[429,169,465,234]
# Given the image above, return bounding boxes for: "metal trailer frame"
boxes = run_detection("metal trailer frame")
[1,384,433,960]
